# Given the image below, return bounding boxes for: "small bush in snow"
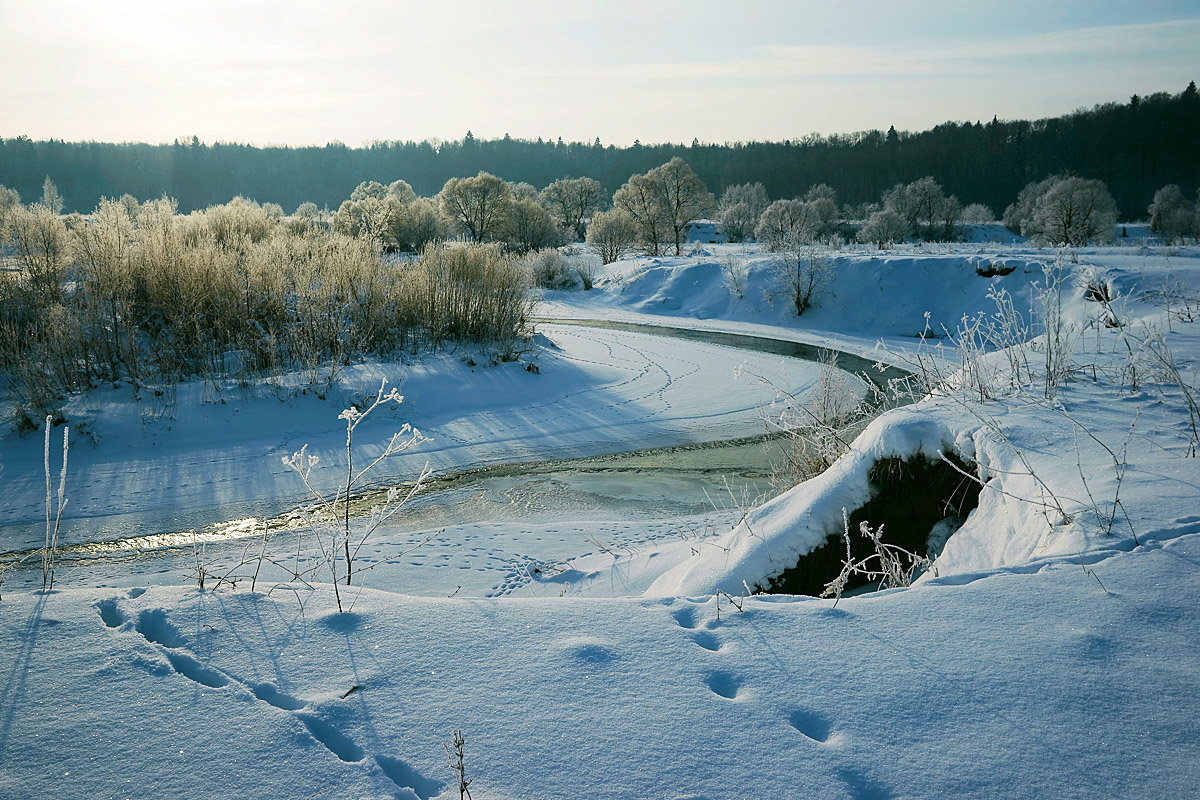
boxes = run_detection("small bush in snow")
[771,244,832,315]
[283,380,431,612]
[523,248,577,290]
[822,509,932,607]
[720,253,749,299]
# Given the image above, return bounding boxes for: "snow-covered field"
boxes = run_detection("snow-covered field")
[3,239,1200,799]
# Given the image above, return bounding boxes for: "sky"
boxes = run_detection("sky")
[1,0,1197,147]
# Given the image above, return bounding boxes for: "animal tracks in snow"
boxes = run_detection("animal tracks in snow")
[668,600,842,750]
[94,596,442,800]
[787,707,834,743]
[703,670,743,700]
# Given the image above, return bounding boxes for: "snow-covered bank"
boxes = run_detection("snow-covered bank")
[0,323,821,553]
[531,244,1200,597]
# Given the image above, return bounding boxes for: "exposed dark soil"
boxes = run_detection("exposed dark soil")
[760,452,983,596]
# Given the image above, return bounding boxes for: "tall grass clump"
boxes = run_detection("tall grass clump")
[0,198,533,426]
[399,242,533,352]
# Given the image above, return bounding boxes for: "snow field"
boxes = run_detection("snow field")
[5,530,1198,799]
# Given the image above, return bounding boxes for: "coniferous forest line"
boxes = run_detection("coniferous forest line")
[1,83,1197,219]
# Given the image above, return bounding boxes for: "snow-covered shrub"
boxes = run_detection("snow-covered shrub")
[856,208,909,248]
[523,248,576,290]
[399,243,532,348]
[0,195,536,420]
[961,203,995,224]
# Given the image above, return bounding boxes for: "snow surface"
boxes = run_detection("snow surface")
[3,239,1200,798]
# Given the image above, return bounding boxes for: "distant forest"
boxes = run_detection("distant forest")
[2,83,1197,219]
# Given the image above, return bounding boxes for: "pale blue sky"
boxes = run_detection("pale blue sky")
[1,0,1196,146]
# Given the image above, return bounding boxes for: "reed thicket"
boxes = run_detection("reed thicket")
[0,196,532,425]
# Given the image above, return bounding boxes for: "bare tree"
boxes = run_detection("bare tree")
[438,172,513,243]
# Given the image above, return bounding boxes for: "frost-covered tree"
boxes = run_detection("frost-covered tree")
[438,172,513,243]
[856,208,910,248]
[1148,184,1195,240]
[350,181,386,202]
[334,195,393,245]
[585,208,637,264]
[773,245,832,315]
[8,202,70,301]
[390,197,444,252]
[386,179,417,205]
[0,184,20,225]
[613,172,671,256]
[41,176,64,215]
[294,201,320,220]
[334,180,433,251]
[286,201,322,236]
[1002,176,1061,236]
[882,176,959,240]
[508,181,540,202]
[613,158,712,256]
[1027,176,1118,246]
[717,182,769,242]
[961,203,995,224]
[755,199,824,251]
[540,177,606,241]
[647,157,713,256]
[802,183,839,230]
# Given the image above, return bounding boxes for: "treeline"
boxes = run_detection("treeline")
[1,84,1197,219]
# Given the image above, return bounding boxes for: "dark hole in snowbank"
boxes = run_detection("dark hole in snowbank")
[760,453,982,597]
